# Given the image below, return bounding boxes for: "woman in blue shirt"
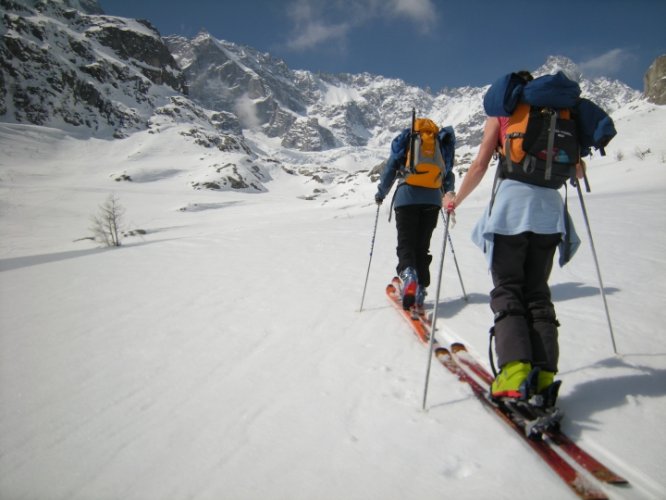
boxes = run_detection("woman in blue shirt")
[376,124,456,311]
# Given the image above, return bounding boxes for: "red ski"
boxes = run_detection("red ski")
[385,280,430,344]
[448,343,628,486]
[435,347,610,499]
[385,280,628,498]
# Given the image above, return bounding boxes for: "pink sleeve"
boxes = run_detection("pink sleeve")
[497,117,509,147]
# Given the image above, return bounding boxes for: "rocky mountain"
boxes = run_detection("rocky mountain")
[1,0,185,136]
[0,0,261,190]
[167,35,643,154]
[165,31,435,152]
[0,0,646,195]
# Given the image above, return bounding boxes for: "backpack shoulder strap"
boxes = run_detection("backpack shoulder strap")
[438,126,456,173]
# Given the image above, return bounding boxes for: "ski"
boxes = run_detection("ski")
[435,346,609,500]
[385,279,430,344]
[385,280,628,497]
[448,343,628,486]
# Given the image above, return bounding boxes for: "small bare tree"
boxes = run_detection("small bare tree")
[634,147,651,160]
[91,194,125,247]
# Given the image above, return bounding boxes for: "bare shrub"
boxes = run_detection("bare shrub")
[90,194,125,247]
[634,147,651,160]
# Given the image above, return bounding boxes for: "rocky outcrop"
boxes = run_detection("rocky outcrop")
[644,55,666,105]
[281,117,338,151]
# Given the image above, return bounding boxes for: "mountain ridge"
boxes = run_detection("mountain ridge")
[0,0,646,195]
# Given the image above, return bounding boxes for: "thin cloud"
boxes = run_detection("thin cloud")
[578,49,635,78]
[284,20,351,51]
[283,0,437,52]
[391,0,437,28]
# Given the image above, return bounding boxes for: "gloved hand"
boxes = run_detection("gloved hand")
[375,192,384,205]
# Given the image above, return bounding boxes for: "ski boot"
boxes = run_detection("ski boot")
[499,366,563,439]
[412,285,427,318]
[490,361,532,400]
[399,267,418,310]
[533,370,561,409]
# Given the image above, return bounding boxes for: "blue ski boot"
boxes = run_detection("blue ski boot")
[399,267,418,310]
[414,285,427,316]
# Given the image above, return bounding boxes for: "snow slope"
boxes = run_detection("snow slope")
[1,103,665,500]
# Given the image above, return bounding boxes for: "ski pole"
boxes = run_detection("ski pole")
[422,212,451,410]
[575,179,618,354]
[440,209,468,301]
[359,203,381,312]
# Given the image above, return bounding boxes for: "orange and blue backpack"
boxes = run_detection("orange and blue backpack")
[391,108,456,191]
[484,71,616,189]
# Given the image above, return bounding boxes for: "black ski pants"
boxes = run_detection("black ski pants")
[490,232,561,372]
[394,205,439,288]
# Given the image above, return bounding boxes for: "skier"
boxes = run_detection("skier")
[444,70,585,404]
[375,118,455,312]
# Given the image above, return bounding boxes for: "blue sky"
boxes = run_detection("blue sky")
[98,0,665,91]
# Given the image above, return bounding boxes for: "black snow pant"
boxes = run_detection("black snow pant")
[490,232,561,372]
[394,205,439,288]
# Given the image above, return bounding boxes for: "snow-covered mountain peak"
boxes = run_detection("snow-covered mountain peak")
[535,55,583,82]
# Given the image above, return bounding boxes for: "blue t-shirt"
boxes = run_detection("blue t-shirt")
[471,179,580,267]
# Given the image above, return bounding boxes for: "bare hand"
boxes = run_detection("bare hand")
[443,192,456,212]
[576,160,587,179]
